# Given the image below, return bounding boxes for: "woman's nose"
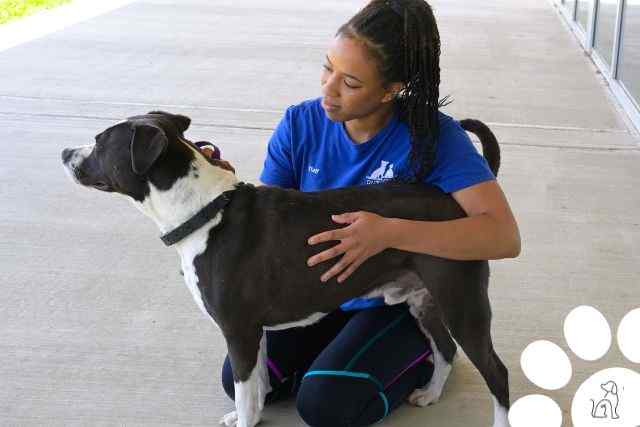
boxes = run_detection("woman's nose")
[321,74,340,98]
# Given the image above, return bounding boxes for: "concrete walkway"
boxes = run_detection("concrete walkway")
[1,0,638,426]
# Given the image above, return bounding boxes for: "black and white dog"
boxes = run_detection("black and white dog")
[61,111,509,427]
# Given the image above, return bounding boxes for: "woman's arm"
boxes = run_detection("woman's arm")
[388,180,520,260]
[307,179,520,283]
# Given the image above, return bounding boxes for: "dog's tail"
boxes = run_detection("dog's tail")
[459,119,501,177]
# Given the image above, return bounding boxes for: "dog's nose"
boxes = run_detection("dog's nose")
[61,148,74,164]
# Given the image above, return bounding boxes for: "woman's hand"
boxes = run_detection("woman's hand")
[199,145,236,174]
[307,211,392,283]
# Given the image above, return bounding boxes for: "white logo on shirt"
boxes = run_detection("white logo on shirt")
[308,166,320,174]
[366,160,394,184]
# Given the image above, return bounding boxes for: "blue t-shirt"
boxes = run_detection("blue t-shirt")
[260,97,495,310]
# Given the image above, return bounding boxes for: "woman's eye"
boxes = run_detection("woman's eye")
[322,64,360,89]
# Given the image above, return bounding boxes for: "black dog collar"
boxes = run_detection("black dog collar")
[160,184,241,246]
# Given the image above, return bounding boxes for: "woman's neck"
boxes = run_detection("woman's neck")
[344,103,395,144]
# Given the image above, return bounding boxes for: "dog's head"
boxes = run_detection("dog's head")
[61,111,232,202]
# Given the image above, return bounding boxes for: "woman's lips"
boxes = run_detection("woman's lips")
[322,98,340,111]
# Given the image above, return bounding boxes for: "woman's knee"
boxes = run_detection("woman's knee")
[296,374,386,427]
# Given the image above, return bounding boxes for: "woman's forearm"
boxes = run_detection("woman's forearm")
[385,214,521,261]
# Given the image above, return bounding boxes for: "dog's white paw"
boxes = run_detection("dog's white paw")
[219,410,238,426]
[407,387,442,407]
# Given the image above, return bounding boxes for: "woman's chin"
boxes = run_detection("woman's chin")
[323,108,343,122]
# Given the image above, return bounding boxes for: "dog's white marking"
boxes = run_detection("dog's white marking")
[256,332,271,409]
[491,395,509,427]
[220,333,270,427]
[65,144,93,167]
[62,144,93,184]
[219,410,238,426]
[407,339,452,407]
[177,222,220,326]
[232,373,261,427]
[133,155,236,234]
[263,312,327,331]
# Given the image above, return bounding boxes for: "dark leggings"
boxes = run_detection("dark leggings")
[221,303,434,427]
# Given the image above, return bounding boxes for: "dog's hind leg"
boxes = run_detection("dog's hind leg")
[448,306,509,427]
[441,279,510,427]
[413,260,509,427]
[219,328,271,427]
[374,274,458,407]
[406,301,458,407]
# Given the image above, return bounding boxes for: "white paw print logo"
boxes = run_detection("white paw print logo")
[508,306,640,427]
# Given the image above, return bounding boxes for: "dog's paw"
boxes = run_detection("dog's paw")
[407,387,441,407]
[219,410,238,426]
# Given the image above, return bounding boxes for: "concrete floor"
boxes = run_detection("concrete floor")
[1,0,639,426]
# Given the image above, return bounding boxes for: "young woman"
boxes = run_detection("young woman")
[220,0,520,425]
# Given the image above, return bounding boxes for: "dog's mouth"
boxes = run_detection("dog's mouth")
[92,181,114,192]
[72,167,114,192]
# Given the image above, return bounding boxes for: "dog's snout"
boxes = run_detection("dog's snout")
[61,148,74,164]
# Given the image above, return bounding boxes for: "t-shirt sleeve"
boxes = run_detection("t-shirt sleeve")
[426,118,496,194]
[259,107,297,189]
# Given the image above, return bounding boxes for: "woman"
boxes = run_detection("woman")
[220,0,520,425]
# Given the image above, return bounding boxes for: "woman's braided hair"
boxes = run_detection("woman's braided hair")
[336,0,451,183]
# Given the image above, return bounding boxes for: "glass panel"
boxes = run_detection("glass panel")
[565,0,577,19]
[594,0,620,67]
[618,0,640,106]
[577,0,592,30]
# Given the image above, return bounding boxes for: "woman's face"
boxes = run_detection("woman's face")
[320,35,397,122]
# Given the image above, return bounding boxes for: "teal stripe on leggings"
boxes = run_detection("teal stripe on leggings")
[303,370,389,419]
[377,392,389,424]
[303,370,384,391]
[344,311,409,370]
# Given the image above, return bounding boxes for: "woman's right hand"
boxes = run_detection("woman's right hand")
[203,150,236,174]
[196,142,236,174]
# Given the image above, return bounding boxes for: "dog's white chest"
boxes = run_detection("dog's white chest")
[175,216,223,328]
[181,261,209,319]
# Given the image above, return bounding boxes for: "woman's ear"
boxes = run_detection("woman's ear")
[381,82,405,103]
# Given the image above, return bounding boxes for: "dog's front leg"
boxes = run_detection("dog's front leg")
[220,330,271,427]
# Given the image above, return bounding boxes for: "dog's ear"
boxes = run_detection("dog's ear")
[171,113,191,133]
[130,123,168,175]
[147,110,191,133]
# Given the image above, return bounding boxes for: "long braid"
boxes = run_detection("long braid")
[337,0,451,183]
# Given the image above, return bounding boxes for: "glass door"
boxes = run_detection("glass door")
[577,0,593,31]
[594,0,621,68]
[618,0,640,107]
[565,0,577,19]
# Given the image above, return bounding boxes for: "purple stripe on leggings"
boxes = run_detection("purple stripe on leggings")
[266,357,285,382]
[384,349,433,390]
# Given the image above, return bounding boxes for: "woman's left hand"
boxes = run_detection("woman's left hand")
[307,211,391,283]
